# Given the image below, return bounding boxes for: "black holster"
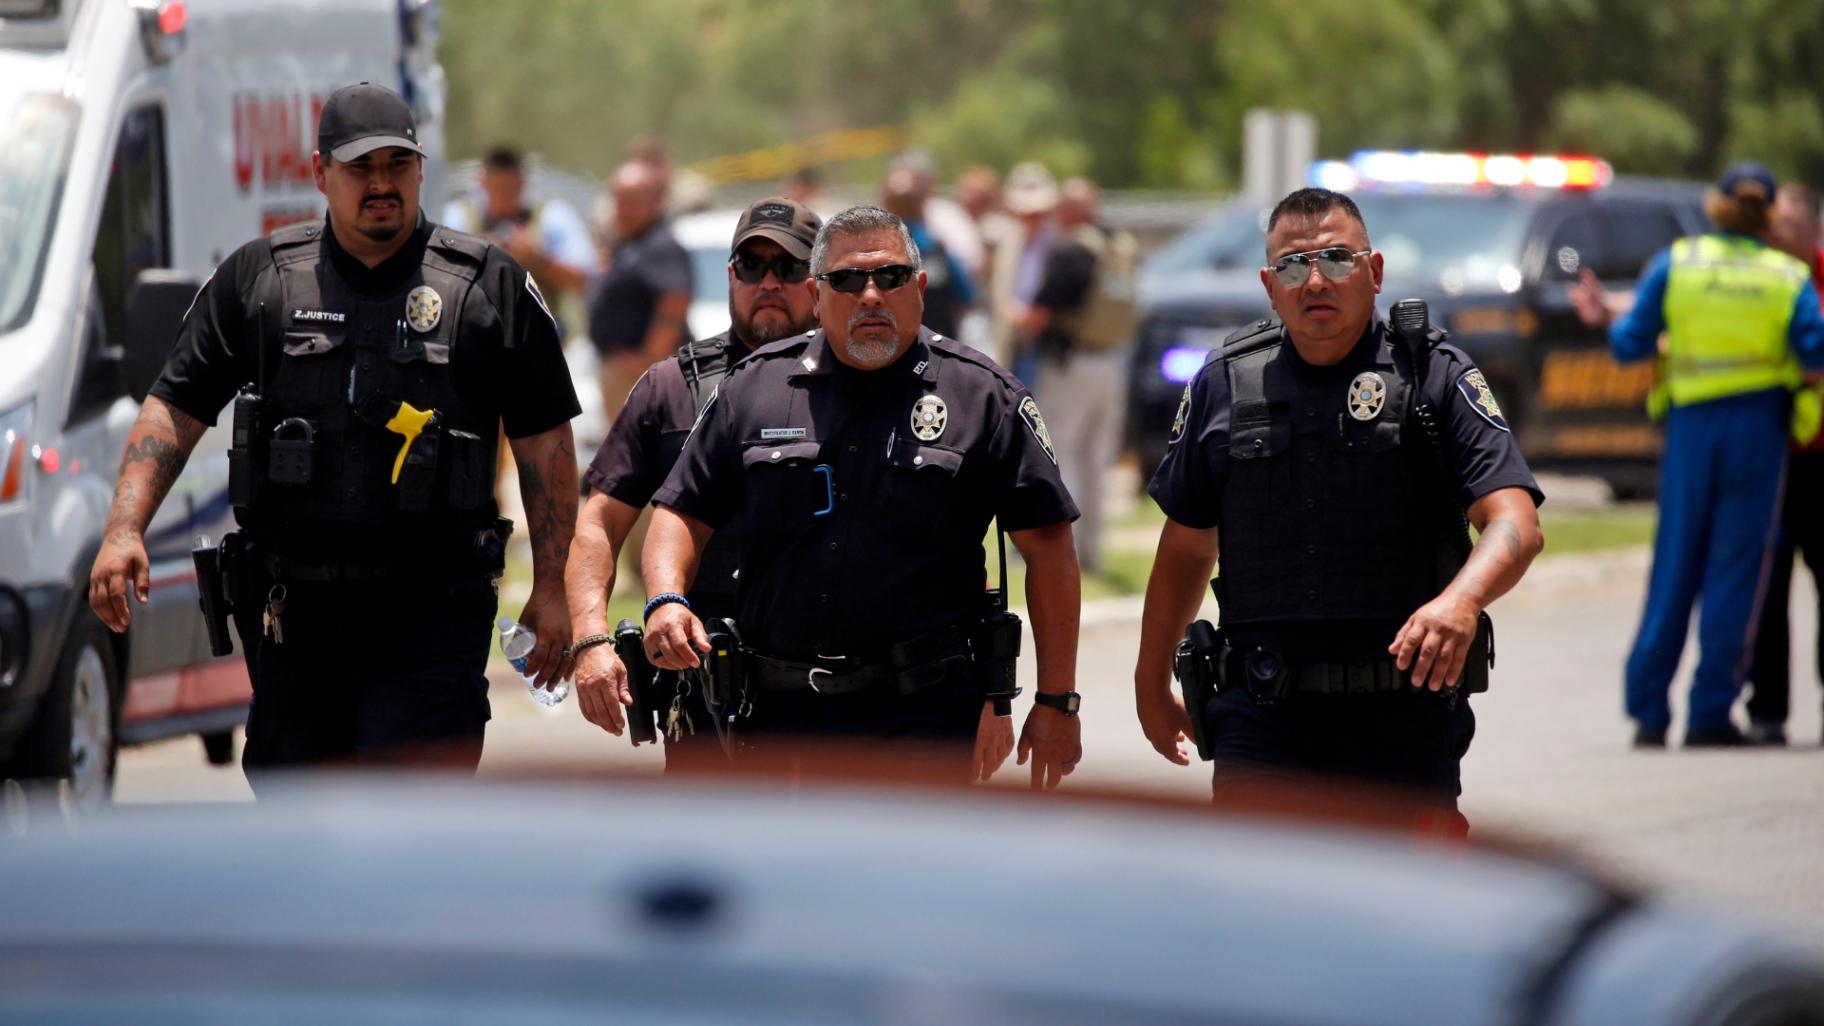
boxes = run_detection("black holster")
[1173,619,1222,761]
[972,595,1023,712]
[613,618,661,747]
[192,532,253,658]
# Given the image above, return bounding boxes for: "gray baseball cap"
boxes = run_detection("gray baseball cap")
[730,197,823,260]
[317,82,427,162]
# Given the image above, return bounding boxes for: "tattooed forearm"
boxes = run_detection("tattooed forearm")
[104,397,207,546]
[514,427,578,587]
[1446,514,1539,609]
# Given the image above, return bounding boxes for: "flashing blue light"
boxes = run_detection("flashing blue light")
[1160,346,1206,384]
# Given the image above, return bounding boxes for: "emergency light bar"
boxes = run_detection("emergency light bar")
[1310,151,1613,192]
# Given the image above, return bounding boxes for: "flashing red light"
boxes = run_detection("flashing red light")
[157,0,186,35]
[37,447,60,475]
[0,435,23,501]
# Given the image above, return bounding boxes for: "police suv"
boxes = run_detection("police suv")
[1129,151,1706,495]
[0,0,445,805]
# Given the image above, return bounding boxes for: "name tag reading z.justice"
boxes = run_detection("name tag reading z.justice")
[760,428,808,440]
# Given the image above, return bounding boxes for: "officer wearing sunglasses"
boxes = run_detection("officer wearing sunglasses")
[1134,188,1546,829]
[641,205,1085,789]
[566,198,822,766]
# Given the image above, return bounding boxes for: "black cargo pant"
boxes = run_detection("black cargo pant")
[231,568,495,792]
[1201,684,1476,831]
[733,665,982,783]
[1749,450,1824,727]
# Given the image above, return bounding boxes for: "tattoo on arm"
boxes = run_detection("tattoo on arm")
[517,430,579,585]
[104,400,205,546]
[1455,519,1523,598]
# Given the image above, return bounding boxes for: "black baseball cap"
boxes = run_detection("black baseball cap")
[731,197,822,260]
[317,82,427,162]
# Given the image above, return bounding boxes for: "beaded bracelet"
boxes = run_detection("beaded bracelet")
[643,592,690,623]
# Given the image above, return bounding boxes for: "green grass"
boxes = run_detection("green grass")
[1535,505,1657,555]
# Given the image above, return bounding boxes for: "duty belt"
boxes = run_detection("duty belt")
[746,625,973,697]
[1218,646,1411,703]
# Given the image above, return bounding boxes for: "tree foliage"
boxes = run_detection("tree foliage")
[440,0,1824,188]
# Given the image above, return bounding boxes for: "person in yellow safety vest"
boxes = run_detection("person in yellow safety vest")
[1606,162,1824,749]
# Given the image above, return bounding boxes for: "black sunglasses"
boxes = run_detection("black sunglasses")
[816,263,917,294]
[730,252,811,284]
[1269,247,1371,286]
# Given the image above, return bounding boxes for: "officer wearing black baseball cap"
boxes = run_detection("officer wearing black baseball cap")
[566,197,827,768]
[90,81,582,788]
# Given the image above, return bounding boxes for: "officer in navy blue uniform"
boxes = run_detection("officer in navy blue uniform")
[641,206,1085,788]
[1133,188,1544,822]
[565,197,822,766]
[89,84,579,785]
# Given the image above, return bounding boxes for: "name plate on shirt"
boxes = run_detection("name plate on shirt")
[760,428,808,440]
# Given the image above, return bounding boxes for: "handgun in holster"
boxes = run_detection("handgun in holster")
[1173,619,1223,761]
[974,590,1024,715]
[191,532,252,658]
[700,618,746,752]
[613,618,661,747]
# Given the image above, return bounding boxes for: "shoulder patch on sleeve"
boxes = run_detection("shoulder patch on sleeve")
[1455,368,1510,432]
[1168,381,1192,445]
[1018,395,1058,464]
[525,274,557,328]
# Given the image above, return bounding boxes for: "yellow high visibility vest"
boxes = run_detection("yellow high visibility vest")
[1660,233,1809,408]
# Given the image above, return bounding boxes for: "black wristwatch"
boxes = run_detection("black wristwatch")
[1033,690,1081,716]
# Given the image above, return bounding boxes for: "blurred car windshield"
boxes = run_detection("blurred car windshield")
[690,243,730,304]
[1353,192,1534,296]
[0,90,78,334]
[1144,203,1268,277]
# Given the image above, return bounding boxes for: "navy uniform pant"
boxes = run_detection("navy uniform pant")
[231,570,495,792]
[1749,449,1824,727]
[1201,686,1476,818]
[734,674,982,783]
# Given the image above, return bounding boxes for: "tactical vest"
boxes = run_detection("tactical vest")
[666,333,744,613]
[257,220,497,536]
[1662,234,1808,407]
[1215,324,1448,631]
[1052,224,1139,352]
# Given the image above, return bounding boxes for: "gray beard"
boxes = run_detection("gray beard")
[843,335,899,369]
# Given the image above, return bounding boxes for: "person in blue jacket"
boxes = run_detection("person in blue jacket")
[1597,162,1824,747]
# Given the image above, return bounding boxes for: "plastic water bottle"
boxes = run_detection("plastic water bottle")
[497,617,571,706]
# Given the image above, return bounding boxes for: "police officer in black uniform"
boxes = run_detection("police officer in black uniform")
[1133,188,1544,824]
[565,197,823,766]
[641,206,1084,788]
[89,83,580,784]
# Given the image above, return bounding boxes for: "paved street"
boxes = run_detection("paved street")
[117,544,1824,944]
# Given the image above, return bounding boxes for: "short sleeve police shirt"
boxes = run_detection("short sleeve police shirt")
[655,328,1078,658]
[1148,320,1543,528]
[583,334,731,507]
[587,222,693,354]
[150,216,579,438]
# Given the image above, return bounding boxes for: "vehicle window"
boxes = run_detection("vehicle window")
[1144,204,1270,276]
[1352,193,1534,295]
[1539,214,1603,282]
[0,91,79,335]
[1598,201,1685,280]
[91,104,171,349]
[691,244,730,303]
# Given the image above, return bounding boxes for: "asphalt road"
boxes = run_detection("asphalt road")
[115,545,1824,944]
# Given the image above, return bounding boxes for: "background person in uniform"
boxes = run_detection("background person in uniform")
[1133,188,1544,823]
[87,83,579,783]
[881,166,977,342]
[441,146,600,511]
[566,198,828,767]
[641,206,1082,787]
[1022,177,1137,574]
[442,147,599,322]
[588,158,693,426]
[1748,183,1824,745]
[1588,163,1824,748]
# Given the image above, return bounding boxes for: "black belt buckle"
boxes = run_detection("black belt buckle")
[1242,647,1288,706]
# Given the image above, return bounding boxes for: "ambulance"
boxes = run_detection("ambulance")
[0,0,446,805]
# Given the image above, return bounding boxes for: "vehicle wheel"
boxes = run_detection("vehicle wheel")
[201,729,235,767]
[12,619,119,810]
